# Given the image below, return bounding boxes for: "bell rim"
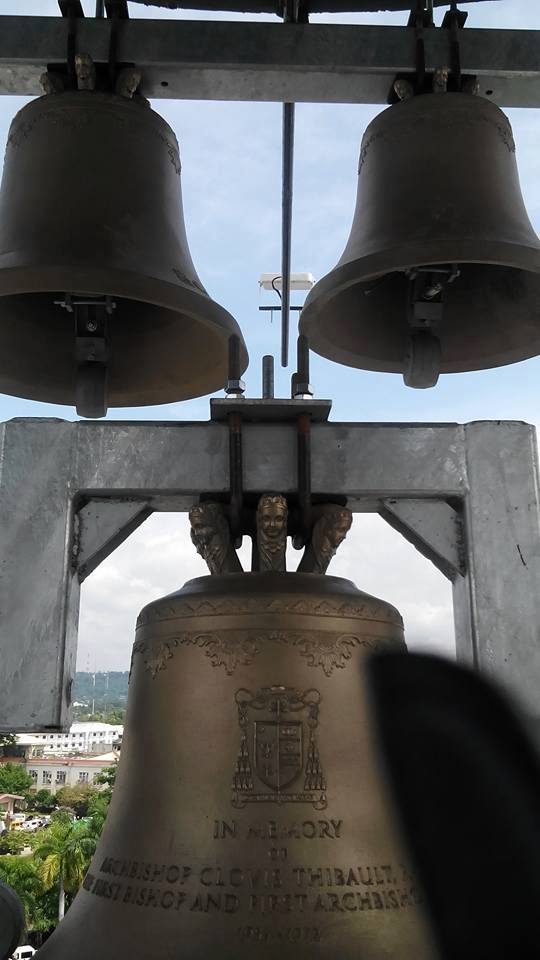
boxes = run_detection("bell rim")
[0,264,247,406]
[301,239,540,374]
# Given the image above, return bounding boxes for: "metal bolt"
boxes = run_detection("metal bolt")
[262,356,275,399]
[86,319,98,333]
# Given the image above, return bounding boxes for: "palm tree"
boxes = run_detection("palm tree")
[33,814,96,921]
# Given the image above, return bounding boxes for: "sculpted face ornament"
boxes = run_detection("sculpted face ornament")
[298,505,353,574]
[257,494,288,572]
[189,502,242,575]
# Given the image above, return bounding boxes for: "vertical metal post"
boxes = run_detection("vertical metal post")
[297,413,312,548]
[228,413,243,547]
[225,334,245,397]
[95,0,105,16]
[292,333,313,398]
[262,355,275,399]
[281,102,295,368]
[280,0,300,369]
[453,422,540,718]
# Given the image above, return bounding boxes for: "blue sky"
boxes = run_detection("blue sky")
[1,1,539,670]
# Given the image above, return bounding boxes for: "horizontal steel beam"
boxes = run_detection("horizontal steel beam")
[127,1,492,11]
[0,16,537,106]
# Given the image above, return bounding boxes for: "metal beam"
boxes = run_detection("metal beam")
[380,498,464,581]
[0,17,537,106]
[75,499,152,580]
[3,418,540,731]
[128,1,494,10]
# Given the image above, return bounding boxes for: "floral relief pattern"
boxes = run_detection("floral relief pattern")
[132,629,402,679]
[136,595,403,630]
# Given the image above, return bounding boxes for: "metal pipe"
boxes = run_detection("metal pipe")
[292,334,313,398]
[281,101,295,368]
[228,412,243,546]
[95,0,105,15]
[297,333,309,384]
[262,355,275,399]
[297,412,312,547]
[226,334,246,397]
[229,334,241,379]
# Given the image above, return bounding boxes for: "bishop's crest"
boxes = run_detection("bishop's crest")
[232,685,327,810]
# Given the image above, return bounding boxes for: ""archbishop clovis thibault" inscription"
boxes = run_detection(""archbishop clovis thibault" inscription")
[83,816,423,934]
[82,683,423,941]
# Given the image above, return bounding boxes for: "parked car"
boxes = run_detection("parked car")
[11,946,36,959]
[9,815,25,831]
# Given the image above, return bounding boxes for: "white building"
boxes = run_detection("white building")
[26,752,118,794]
[17,722,123,757]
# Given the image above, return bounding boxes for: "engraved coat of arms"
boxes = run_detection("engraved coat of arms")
[232,685,327,810]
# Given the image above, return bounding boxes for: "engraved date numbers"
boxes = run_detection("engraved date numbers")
[238,926,322,944]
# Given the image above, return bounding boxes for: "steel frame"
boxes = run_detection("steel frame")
[0,17,538,106]
[1,416,539,731]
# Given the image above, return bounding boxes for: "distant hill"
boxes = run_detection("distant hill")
[73,671,129,719]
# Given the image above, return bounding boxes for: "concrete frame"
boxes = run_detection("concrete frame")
[1,416,540,731]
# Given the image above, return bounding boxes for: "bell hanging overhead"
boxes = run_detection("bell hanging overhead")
[35,570,435,960]
[300,92,540,388]
[0,89,247,416]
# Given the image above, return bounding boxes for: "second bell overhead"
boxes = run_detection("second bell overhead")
[300,91,540,388]
[0,88,247,416]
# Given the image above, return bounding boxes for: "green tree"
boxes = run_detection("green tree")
[0,829,33,855]
[93,766,116,800]
[86,765,117,836]
[0,855,59,938]
[33,818,96,921]
[77,710,125,724]
[29,789,56,813]
[54,784,98,818]
[0,762,33,795]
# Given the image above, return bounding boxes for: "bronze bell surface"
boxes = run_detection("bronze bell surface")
[37,572,435,960]
[300,92,540,387]
[0,90,247,413]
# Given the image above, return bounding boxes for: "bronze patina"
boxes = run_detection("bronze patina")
[257,494,288,572]
[300,91,540,381]
[189,502,243,575]
[298,504,353,574]
[38,499,435,958]
[0,87,247,409]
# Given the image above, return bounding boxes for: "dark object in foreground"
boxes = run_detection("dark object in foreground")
[0,880,25,960]
[367,652,540,960]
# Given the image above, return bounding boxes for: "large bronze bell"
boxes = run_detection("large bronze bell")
[37,572,435,960]
[0,91,247,414]
[300,92,540,387]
